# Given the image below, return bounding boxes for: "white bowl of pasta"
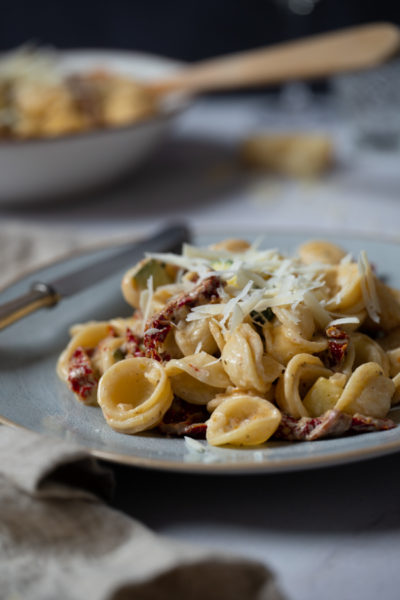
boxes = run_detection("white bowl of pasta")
[0,47,186,204]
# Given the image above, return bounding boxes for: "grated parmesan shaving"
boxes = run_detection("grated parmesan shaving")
[340,253,353,265]
[141,275,154,335]
[148,243,344,333]
[203,357,222,367]
[144,327,162,336]
[220,280,254,328]
[327,316,360,327]
[146,251,207,270]
[358,251,381,323]
[184,436,206,453]
[303,291,331,328]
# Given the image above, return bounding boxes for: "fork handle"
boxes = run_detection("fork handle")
[0,282,58,330]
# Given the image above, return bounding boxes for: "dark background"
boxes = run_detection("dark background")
[1,0,400,61]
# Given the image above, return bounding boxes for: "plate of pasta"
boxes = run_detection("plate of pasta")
[1,231,400,473]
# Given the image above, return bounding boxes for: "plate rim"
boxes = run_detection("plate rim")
[1,414,400,474]
[2,228,400,473]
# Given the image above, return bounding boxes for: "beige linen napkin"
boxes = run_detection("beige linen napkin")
[0,221,115,290]
[0,426,283,600]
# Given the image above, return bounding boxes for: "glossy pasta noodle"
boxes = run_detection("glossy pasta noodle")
[57,238,400,446]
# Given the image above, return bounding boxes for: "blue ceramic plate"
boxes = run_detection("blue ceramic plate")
[1,231,400,473]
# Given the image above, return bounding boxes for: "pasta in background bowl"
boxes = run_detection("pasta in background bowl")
[0,47,186,203]
[58,237,400,449]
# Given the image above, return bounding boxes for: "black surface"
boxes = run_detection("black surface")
[1,0,400,62]
[108,450,400,535]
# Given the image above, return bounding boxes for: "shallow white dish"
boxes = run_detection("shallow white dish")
[0,49,185,204]
[1,230,400,473]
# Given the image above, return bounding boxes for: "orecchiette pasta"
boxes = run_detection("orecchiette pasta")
[392,373,400,406]
[334,363,394,419]
[298,240,347,266]
[98,357,173,433]
[174,319,218,356]
[275,353,332,418]
[351,333,390,376]
[166,352,231,404]
[57,321,111,381]
[206,393,282,446]
[302,373,347,417]
[58,238,400,447]
[222,323,283,394]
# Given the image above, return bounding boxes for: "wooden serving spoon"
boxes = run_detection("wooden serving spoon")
[148,22,400,96]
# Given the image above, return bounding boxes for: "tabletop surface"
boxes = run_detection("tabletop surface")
[1,93,400,243]
[1,92,400,599]
[110,451,400,600]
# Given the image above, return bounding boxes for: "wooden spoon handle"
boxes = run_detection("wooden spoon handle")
[150,23,400,95]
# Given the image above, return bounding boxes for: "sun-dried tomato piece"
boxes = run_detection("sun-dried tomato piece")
[144,275,222,361]
[274,409,396,442]
[124,328,145,358]
[350,413,396,433]
[158,398,208,438]
[325,325,349,366]
[67,346,99,404]
[326,326,349,340]
[182,423,207,439]
[274,410,352,441]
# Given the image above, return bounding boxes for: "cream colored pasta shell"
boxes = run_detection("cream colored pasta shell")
[109,317,142,337]
[378,326,400,376]
[222,323,282,394]
[392,373,400,406]
[121,263,144,309]
[338,339,355,377]
[210,238,251,253]
[378,326,400,351]
[92,336,125,376]
[274,303,315,340]
[298,240,347,266]
[98,357,173,433]
[174,318,218,356]
[375,279,400,331]
[275,353,332,418]
[351,333,390,376]
[57,321,111,381]
[206,394,282,446]
[334,362,394,418]
[150,283,185,314]
[166,352,231,405]
[121,260,177,311]
[303,374,346,417]
[264,324,327,366]
[387,349,400,377]
[326,263,363,312]
[209,318,226,352]
[207,395,227,414]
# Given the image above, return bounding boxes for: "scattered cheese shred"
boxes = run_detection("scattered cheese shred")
[141,275,154,335]
[303,291,331,328]
[184,436,206,453]
[327,316,360,327]
[146,243,374,334]
[358,251,381,323]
